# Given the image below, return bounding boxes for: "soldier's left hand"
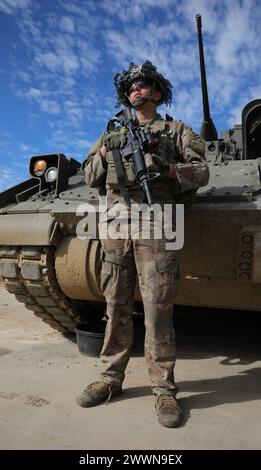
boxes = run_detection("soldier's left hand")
[145,153,169,176]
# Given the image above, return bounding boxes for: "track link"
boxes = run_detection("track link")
[0,246,81,333]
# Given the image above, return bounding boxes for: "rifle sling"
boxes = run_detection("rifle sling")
[111,148,130,207]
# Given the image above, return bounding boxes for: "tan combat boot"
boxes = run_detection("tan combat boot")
[155,395,183,428]
[76,381,123,407]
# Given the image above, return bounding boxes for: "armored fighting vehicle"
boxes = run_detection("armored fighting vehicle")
[0,16,261,333]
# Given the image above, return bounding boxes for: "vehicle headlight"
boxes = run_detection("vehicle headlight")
[208,143,216,152]
[45,167,58,183]
[33,160,47,176]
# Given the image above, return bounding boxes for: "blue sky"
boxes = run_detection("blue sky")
[0,0,260,191]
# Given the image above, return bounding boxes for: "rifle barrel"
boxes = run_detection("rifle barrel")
[143,178,153,207]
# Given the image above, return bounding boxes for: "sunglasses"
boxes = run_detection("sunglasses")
[128,80,153,94]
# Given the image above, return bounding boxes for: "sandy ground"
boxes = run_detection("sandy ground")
[0,286,261,450]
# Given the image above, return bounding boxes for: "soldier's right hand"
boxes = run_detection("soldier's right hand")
[104,130,127,150]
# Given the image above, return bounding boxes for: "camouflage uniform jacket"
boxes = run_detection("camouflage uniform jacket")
[85,113,209,209]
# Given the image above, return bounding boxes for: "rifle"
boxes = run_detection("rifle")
[111,107,159,207]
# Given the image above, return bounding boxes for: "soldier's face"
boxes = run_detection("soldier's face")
[129,80,162,105]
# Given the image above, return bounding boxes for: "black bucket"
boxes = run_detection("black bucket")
[75,323,105,357]
[75,316,145,358]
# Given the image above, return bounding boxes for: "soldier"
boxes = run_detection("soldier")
[77,61,209,428]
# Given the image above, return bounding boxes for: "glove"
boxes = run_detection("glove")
[144,153,169,176]
[104,129,127,150]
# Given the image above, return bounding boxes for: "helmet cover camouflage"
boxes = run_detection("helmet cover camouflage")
[114,61,173,108]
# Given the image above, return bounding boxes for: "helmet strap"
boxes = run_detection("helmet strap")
[124,92,132,105]
[125,93,158,108]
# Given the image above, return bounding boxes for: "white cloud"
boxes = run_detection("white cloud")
[77,42,101,75]
[15,5,102,102]
[0,129,11,148]
[2,0,261,163]
[17,87,61,115]
[0,166,28,192]
[0,168,16,187]
[19,143,30,151]
[37,98,61,115]
[215,1,258,71]
[100,0,177,23]
[35,48,79,75]
[7,2,110,153]
[19,143,38,153]
[59,16,75,34]
[35,51,62,72]
[47,129,94,160]
[23,87,42,98]
[63,53,79,74]
[176,0,221,34]
[0,0,31,15]
[17,70,31,82]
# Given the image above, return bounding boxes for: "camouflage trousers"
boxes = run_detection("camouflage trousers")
[99,221,180,397]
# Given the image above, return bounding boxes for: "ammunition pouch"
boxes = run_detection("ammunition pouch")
[106,150,137,190]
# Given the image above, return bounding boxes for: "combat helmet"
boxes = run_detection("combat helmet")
[114,61,172,107]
